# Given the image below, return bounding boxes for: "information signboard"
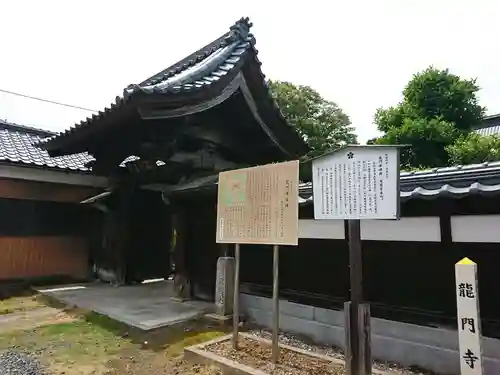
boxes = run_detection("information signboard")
[216,160,299,246]
[312,146,400,220]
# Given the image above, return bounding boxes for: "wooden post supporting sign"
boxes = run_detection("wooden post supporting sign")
[232,243,241,349]
[345,219,366,375]
[272,244,280,363]
[311,145,401,375]
[216,161,300,358]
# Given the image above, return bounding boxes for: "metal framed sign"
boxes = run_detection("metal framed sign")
[312,145,400,220]
[216,160,299,245]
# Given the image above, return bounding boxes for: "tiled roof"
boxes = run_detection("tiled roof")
[0,120,94,171]
[474,113,500,136]
[126,19,253,96]
[39,17,308,159]
[40,18,263,148]
[299,161,500,202]
[475,125,500,136]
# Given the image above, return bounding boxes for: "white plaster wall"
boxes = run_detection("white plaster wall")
[299,219,345,239]
[451,215,500,243]
[299,217,441,242]
[360,217,441,242]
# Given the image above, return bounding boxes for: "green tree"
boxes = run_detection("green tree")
[447,133,500,165]
[372,66,485,168]
[377,118,458,168]
[268,80,357,159]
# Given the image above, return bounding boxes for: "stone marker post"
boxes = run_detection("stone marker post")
[214,256,235,320]
[455,257,483,375]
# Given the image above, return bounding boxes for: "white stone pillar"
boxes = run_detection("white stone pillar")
[214,256,235,319]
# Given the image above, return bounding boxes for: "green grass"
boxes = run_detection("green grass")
[0,294,228,375]
[0,295,44,315]
[0,318,131,356]
[0,309,227,374]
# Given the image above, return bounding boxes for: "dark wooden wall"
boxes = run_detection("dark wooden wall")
[0,178,99,281]
[239,195,500,338]
[125,189,172,281]
[90,188,173,283]
[172,190,220,301]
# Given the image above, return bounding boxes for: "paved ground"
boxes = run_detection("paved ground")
[35,280,213,330]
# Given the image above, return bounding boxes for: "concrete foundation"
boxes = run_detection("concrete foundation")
[214,257,235,318]
[240,293,500,375]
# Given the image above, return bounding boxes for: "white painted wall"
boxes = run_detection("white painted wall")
[298,219,345,239]
[299,217,441,242]
[451,215,500,243]
[360,217,441,242]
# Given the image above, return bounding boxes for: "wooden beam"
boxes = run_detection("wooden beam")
[168,148,237,171]
[0,178,103,203]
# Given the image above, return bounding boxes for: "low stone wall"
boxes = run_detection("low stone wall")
[240,293,500,375]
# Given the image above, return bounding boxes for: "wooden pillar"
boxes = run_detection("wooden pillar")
[171,207,191,300]
[111,186,132,285]
[114,190,125,284]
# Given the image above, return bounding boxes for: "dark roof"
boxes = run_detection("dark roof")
[474,113,500,136]
[0,120,94,171]
[299,161,500,202]
[130,21,250,93]
[165,161,500,201]
[39,17,308,159]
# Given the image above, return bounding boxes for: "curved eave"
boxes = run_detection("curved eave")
[38,19,255,154]
[38,48,252,155]
[38,94,139,155]
[239,49,309,159]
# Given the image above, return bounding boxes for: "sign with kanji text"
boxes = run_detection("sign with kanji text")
[312,145,400,220]
[216,160,299,246]
[455,257,483,375]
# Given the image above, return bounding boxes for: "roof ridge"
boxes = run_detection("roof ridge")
[483,113,500,121]
[135,17,253,88]
[0,119,56,137]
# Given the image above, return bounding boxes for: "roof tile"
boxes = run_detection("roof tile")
[0,120,94,171]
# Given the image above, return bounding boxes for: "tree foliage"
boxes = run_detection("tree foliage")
[372,66,486,168]
[268,80,357,159]
[447,133,500,165]
[377,118,458,168]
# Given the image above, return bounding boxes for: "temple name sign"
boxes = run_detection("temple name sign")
[216,160,299,246]
[312,145,400,220]
[455,257,483,375]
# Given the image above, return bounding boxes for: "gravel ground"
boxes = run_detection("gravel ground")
[0,351,47,375]
[247,328,436,375]
[205,336,344,375]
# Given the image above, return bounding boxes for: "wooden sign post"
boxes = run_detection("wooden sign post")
[272,244,280,363]
[311,145,401,375]
[233,243,240,349]
[455,257,483,375]
[216,160,299,362]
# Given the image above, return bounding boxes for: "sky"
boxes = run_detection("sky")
[1,0,499,144]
